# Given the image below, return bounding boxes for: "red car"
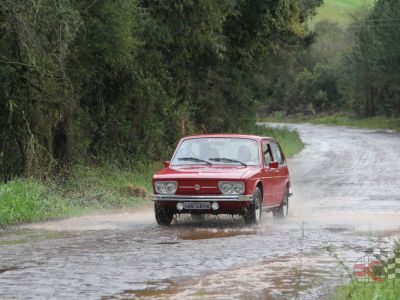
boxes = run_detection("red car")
[151,134,291,225]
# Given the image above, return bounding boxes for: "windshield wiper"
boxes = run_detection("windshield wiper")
[209,157,247,166]
[178,157,212,165]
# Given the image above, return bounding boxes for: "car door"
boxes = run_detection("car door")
[260,141,280,206]
[270,142,288,204]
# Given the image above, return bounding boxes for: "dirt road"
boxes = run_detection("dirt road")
[1,124,399,299]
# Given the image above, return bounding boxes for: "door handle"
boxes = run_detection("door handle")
[274,169,279,173]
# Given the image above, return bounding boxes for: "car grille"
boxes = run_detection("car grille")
[176,180,220,195]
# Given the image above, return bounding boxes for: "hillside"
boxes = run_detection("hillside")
[311,0,375,26]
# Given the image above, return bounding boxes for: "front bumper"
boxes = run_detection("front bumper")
[151,194,253,202]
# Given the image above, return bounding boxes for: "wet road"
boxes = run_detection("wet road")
[1,124,400,299]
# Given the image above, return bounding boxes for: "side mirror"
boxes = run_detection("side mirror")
[268,161,279,169]
[163,161,170,168]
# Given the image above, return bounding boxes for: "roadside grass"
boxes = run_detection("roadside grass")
[311,115,400,131]
[261,113,400,132]
[0,125,303,227]
[250,124,304,158]
[0,179,70,226]
[310,0,375,27]
[333,281,400,300]
[332,240,400,300]
[0,163,160,227]
[60,163,159,209]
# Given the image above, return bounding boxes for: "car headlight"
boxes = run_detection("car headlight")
[218,181,245,195]
[154,181,178,194]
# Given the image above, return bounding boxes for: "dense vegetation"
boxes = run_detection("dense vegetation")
[262,0,400,121]
[0,0,320,182]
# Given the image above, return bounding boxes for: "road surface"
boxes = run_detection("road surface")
[0,124,399,299]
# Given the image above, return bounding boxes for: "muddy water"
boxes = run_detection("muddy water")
[1,124,400,299]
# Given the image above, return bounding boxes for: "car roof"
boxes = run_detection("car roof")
[181,133,276,142]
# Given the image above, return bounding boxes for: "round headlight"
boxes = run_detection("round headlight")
[155,181,177,194]
[166,183,177,194]
[233,183,245,194]
[218,181,245,195]
[222,183,233,194]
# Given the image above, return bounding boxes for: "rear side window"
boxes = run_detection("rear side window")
[262,142,273,165]
[271,143,284,165]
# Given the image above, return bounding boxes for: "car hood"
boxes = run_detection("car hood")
[153,165,260,180]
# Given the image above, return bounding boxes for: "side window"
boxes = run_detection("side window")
[271,143,284,165]
[262,143,273,165]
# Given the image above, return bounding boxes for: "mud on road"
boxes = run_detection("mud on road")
[1,124,399,299]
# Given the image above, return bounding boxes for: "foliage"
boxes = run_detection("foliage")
[0,0,317,181]
[263,0,400,121]
[0,0,81,180]
[0,179,70,226]
[310,0,375,27]
[341,0,400,117]
[0,163,156,226]
[334,280,400,300]
[296,63,342,112]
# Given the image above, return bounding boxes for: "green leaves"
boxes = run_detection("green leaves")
[341,0,400,116]
[0,0,314,181]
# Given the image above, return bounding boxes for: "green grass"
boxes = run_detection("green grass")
[250,124,304,158]
[312,115,400,131]
[0,163,161,227]
[310,0,375,27]
[261,113,400,132]
[334,280,400,300]
[0,126,303,227]
[332,240,400,299]
[0,179,70,226]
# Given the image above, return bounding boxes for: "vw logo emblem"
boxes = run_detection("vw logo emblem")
[194,184,201,191]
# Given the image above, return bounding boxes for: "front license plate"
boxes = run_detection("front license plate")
[183,202,211,210]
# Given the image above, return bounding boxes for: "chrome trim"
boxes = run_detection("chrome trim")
[151,194,253,202]
[180,186,216,189]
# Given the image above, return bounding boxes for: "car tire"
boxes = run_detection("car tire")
[244,187,262,225]
[154,202,173,225]
[273,188,289,218]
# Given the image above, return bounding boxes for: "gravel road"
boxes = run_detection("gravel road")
[0,124,399,299]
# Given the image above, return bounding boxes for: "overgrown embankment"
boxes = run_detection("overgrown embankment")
[0,163,159,227]
[0,125,303,227]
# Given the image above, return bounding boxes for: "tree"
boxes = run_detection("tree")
[341,0,400,116]
[0,0,80,180]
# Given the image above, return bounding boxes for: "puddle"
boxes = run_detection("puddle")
[325,227,350,233]
[156,241,181,245]
[103,280,179,299]
[179,228,256,240]
[105,254,345,299]
[0,229,67,246]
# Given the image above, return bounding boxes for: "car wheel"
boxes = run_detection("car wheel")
[273,188,289,218]
[154,202,173,225]
[244,187,262,225]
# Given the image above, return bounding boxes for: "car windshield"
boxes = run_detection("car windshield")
[171,137,260,166]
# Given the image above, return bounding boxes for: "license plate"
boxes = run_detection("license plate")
[183,202,210,210]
